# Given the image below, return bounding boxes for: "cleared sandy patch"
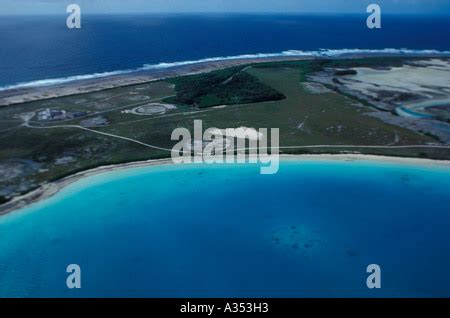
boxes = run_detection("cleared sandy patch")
[340,65,450,96]
[412,59,450,70]
[207,127,264,140]
[302,82,333,94]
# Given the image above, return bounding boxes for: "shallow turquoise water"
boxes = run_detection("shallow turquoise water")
[1,160,450,297]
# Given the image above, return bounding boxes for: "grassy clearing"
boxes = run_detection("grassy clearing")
[0,57,448,200]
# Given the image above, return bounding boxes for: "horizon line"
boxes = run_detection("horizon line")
[1,11,450,16]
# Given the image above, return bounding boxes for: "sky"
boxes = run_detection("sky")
[1,0,450,15]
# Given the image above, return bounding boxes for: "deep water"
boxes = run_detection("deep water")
[0,160,450,297]
[1,14,450,89]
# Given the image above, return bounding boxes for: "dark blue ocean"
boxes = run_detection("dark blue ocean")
[1,160,450,297]
[1,14,450,89]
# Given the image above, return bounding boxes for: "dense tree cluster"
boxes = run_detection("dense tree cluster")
[0,196,9,204]
[166,67,285,108]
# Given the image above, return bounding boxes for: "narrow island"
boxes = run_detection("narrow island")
[1,54,450,214]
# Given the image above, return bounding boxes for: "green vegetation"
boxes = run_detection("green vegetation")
[324,82,374,108]
[165,66,285,108]
[1,56,449,204]
[334,70,357,76]
[253,57,422,82]
[253,59,327,82]
[319,56,420,69]
[420,130,443,143]
[0,196,9,204]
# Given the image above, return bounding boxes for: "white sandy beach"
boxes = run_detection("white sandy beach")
[1,154,450,216]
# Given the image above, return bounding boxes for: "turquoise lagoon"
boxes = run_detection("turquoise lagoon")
[1,159,450,297]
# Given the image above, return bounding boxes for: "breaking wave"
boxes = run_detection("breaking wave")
[2,48,450,91]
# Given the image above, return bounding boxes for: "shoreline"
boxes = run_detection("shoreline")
[0,56,311,107]
[1,153,450,217]
[1,52,449,107]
